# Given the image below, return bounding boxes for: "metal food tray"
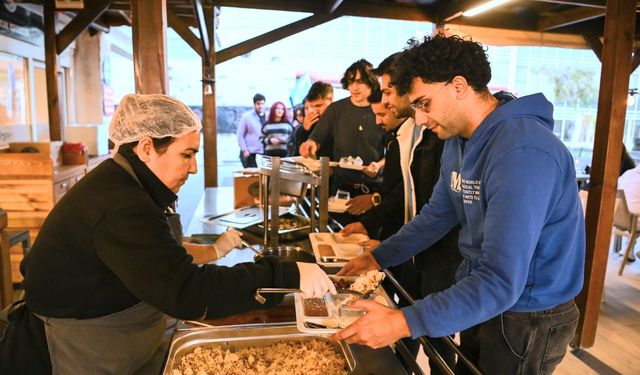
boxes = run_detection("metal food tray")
[163,324,356,374]
[245,212,311,241]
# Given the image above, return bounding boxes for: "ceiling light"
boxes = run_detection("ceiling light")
[463,0,512,17]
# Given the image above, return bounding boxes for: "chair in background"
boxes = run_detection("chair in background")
[612,190,640,275]
[0,209,32,309]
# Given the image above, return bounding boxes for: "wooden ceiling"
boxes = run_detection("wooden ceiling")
[18,0,640,41]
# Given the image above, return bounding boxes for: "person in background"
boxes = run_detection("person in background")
[299,60,387,218]
[292,104,305,128]
[342,88,405,219]
[292,82,334,157]
[261,101,293,157]
[288,104,305,156]
[334,35,584,375]
[617,162,640,260]
[237,93,266,168]
[5,94,335,375]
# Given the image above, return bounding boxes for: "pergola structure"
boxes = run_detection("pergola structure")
[19,0,640,350]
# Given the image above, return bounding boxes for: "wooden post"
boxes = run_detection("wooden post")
[573,0,636,348]
[131,0,168,94]
[44,2,62,141]
[201,4,218,187]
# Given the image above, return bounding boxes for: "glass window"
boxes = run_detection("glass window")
[562,119,575,142]
[0,52,29,146]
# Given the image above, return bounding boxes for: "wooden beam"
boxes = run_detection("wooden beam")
[131,0,168,94]
[44,2,62,141]
[216,13,339,64]
[326,0,344,14]
[192,0,210,60]
[537,7,605,31]
[202,4,218,187]
[531,0,606,8]
[117,10,131,26]
[337,1,434,22]
[212,0,435,22]
[574,0,636,349]
[167,7,203,58]
[631,47,640,74]
[583,34,603,62]
[56,1,112,54]
[211,0,324,13]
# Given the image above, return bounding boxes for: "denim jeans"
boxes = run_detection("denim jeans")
[455,300,579,375]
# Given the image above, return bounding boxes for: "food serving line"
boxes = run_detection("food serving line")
[172,157,480,375]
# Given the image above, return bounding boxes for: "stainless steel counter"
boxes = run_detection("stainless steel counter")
[178,187,418,374]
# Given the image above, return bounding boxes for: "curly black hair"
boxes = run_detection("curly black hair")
[373,52,401,77]
[340,59,379,90]
[367,88,383,104]
[394,34,492,96]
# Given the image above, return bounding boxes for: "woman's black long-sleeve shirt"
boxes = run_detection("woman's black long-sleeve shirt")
[21,154,299,320]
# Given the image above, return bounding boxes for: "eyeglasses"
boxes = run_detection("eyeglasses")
[410,82,450,112]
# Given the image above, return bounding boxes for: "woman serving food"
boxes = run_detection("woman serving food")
[3,94,335,374]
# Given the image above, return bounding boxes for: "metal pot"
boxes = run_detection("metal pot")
[254,246,315,263]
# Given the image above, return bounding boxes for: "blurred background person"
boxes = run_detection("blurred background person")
[293,82,334,157]
[261,101,293,157]
[236,93,266,167]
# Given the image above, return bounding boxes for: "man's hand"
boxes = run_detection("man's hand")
[341,222,368,236]
[269,137,284,145]
[242,150,250,158]
[331,300,411,349]
[303,112,319,130]
[337,252,380,276]
[346,194,373,215]
[363,161,380,178]
[299,140,318,158]
[358,239,380,253]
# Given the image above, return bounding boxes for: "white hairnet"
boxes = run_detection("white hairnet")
[109,94,202,146]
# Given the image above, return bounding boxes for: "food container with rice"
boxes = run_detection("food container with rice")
[164,324,355,375]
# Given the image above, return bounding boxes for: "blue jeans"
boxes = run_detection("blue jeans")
[455,300,579,375]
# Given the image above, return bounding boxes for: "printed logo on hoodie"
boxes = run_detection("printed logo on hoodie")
[450,171,462,193]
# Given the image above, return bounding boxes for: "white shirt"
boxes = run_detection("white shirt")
[618,164,640,215]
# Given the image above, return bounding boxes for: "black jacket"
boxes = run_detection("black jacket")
[360,129,405,240]
[409,129,461,269]
[21,151,299,320]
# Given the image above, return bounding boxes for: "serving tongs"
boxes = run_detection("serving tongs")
[254,288,302,304]
[336,288,375,299]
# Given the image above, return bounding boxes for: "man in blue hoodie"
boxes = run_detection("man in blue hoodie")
[333,35,585,374]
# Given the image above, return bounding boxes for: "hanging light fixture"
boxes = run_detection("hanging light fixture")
[463,0,512,17]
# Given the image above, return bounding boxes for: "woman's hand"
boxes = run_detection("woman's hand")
[297,262,337,298]
[213,228,243,258]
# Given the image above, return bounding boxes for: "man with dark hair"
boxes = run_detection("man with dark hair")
[341,88,406,221]
[342,52,461,374]
[236,93,266,167]
[299,60,387,214]
[291,82,334,156]
[334,35,584,375]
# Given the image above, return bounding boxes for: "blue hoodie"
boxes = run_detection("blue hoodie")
[372,93,585,338]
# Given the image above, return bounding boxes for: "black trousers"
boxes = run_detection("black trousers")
[240,151,258,168]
